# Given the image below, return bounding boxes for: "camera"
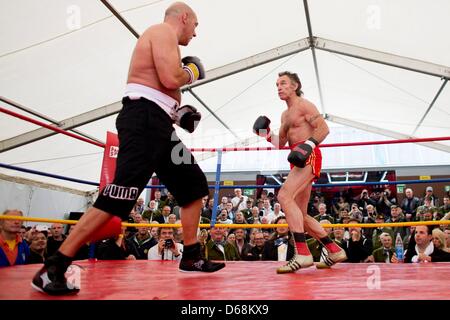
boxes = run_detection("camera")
[164,239,174,249]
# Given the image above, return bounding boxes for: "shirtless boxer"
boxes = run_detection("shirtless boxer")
[32,2,224,295]
[253,71,347,273]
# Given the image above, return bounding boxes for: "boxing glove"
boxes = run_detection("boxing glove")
[253,116,272,141]
[182,56,205,84]
[287,137,319,168]
[175,105,201,133]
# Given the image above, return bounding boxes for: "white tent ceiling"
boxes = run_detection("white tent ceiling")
[1,0,449,191]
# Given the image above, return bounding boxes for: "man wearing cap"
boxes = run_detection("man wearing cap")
[231,188,249,213]
[372,214,394,251]
[386,205,407,239]
[239,199,254,221]
[416,196,436,221]
[423,186,439,207]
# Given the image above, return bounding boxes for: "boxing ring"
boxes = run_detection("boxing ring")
[1,107,450,300]
[1,260,450,300]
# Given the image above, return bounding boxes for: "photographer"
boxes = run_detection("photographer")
[332,196,350,217]
[357,189,376,215]
[377,188,397,217]
[147,227,183,261]
[349,203,363,223]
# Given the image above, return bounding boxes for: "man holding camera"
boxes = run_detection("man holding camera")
[357,189,376,216]
[148,227,183,261]
[377,188,398,217]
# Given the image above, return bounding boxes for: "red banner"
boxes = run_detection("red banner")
[99,131,119,191]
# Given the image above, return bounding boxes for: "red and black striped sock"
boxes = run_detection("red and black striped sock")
[320,236,341,253]
[293,232,311,255]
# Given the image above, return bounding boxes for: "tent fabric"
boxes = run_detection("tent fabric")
[0,0,449,191]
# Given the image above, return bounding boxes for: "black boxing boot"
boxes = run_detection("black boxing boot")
[179,242,225,273]
[31,251,80,295]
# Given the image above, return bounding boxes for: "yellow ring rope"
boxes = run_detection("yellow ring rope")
[1,215,449,229]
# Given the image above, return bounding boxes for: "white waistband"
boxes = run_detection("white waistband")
[124,83,179,119]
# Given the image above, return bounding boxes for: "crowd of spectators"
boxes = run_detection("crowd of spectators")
[1,186,449,268]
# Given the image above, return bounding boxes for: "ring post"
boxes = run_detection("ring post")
[88,243,96,261]
[210,149,223,227]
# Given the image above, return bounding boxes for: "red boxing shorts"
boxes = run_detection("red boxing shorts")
[289,141,322,180]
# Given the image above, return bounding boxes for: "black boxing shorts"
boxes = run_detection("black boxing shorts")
[93,97,209,220]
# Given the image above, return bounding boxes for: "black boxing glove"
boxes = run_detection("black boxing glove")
[182,56,205,84]
[175,105,201,133]
[287,137,319,168]
[253,116,272,141]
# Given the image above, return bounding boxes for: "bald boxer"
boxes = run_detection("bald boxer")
[253,71,347,273]
[32,2,224,295]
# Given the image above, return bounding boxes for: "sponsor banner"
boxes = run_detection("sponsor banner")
[99,131,119,191]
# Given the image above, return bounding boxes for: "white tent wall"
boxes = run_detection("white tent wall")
[315,51,444,134]
[418,87,450,139]
[0,19,133,125]
[173,50,343,149]
[310,0,450,66]
[196,125,450,173]
[113,0,311,68]
[0,177,92,226]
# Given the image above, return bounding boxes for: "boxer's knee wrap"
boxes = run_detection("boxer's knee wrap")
[89,215,122,242]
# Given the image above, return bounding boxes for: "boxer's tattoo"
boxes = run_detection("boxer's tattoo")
[309,114,322,123]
